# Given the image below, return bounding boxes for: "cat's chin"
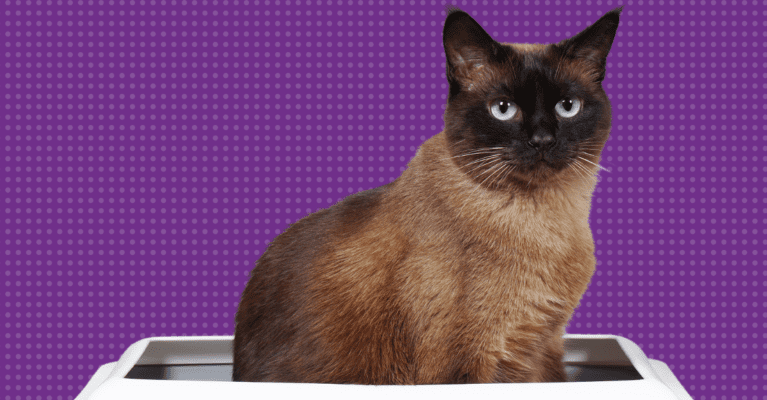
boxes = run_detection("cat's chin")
[517,153,589,184]
[503,147,571,172]
[522,157,570,175]
[493,160,565,189]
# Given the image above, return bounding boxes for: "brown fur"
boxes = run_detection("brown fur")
[233,7,622,384]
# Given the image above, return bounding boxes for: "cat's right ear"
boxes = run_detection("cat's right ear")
[443,8,499,96]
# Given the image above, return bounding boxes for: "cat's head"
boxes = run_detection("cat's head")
[442,7,621,191]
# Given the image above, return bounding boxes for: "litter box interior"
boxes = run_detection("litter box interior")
[123,337,643,383]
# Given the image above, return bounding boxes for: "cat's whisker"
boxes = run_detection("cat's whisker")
[458,161,506,217]
[442,152,494,162]
[578,141,605,152]
[573,159,591,175]
[446,152,494,160]
[577,144,603,150]
[466,160,498,181]
[581,141,602,147]
[444,148,504,162]
[577,156,610,172]
[465,156,503,177]
[495,163,509,183]
[454,146,506,155]
[487,162,512,189]
[457,146,506,153]
[570,160,599,200]
[577,146,603,152]
[497,163,516,187]
[572,159,594,178]
[576,143,604,150]
[459,154,503,166]
[484,162,509,187]
[473,160,505,184]
[570,159,593,182]
[463,154,500,165]
[577,151,601,160]
[449,149,501,157]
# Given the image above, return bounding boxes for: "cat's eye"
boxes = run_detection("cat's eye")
[490,100,518,121]
[555,97,582,118]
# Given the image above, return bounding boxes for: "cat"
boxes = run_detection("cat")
[233,6,621,384]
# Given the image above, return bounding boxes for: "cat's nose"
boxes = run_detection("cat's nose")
[528,132,555,149]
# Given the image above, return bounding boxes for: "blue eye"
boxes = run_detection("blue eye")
[490,99,518,121]
[555,97,582,118]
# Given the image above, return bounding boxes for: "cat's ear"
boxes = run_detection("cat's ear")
[556,6,623,82]
[443,8,499,94]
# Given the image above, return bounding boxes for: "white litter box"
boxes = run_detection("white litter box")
[75,334,693,400]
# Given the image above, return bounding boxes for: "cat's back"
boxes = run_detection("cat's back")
[260,181,392,267]
[233,182,407,382]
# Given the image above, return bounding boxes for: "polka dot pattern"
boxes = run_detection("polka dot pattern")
[2,1,763,399]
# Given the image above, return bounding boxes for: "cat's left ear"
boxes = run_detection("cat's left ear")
[556,6,623,82]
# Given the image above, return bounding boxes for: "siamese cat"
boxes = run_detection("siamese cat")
[234,6,622,384]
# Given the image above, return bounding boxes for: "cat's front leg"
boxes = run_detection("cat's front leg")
[441,345,535,384]
[537,344,568,382]
[536,327,568,382]
[489,349,541,383]
[488,327,569,383]
[484,332,545,383]
[489,344,566,383]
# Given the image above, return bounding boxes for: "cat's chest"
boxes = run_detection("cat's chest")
[452,208,595,322]
[460,201,592,267]
[456,232,593,357]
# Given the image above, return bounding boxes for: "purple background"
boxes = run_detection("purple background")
[2,0,765,398]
